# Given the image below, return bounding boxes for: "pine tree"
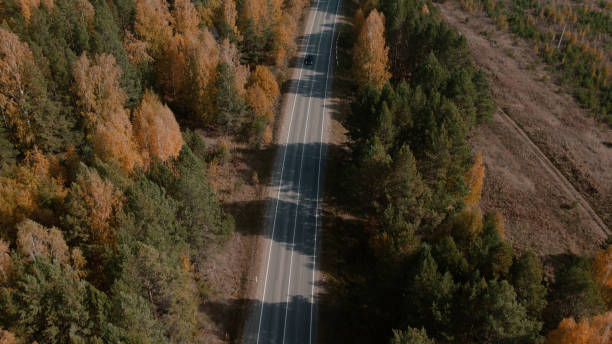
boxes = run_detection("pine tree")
[215,63,247,133]
[378,145,429,256]
[391,327,436,344]
[411,244,456,335]
[0,259,110,343]
[511,251,548,319]
[466,280,542,343]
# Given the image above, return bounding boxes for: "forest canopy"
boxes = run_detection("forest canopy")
[0,0,308,342]
[324,0,612,343]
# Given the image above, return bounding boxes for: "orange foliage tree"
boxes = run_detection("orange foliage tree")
[217,0,241,39]
[155,34,188,105]
[241,0,268,35]
[72,53,142,172]
[464,153,485,208]
[73,0,94,26]
[172,0,199,36]
[286,0,308,19]
[135,0,187,105]
[134,0,173,55]
[17,0,53,22]
[0,151,66,241]
[133,90,184,165]
[593,244,612,305]
[246,65,279,122]
[0,329,16,344]
[272,13,298,66]
[353,9,391,90]
[546,312,612,344]
[184,30,220,122]
[123,30,152,65]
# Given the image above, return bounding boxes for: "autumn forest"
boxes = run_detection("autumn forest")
[320,0,612,343]
[0,0,306,342]
[0,0,611,342]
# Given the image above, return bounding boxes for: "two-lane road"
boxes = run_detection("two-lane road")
[242,0,341,343]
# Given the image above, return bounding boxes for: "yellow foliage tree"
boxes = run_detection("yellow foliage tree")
[0,28,40,146]
[0,153,66,240]
[73,0,95,26]
[286,0,308,20]
[219,39,249,96]
[72,53,124,128]
[492,211,506,239]
[546,312,612,344]
[353,9,391,90]
[172,0,200,36]
[123,30,151,65]
[246,65,279,122]
[185,30,219,122]
[0,329,16,344]
[241,0,267,34]
[72,168,124,248]
[0,240,11,283]
[453,207,484,242]
[72,53,142,172]
[18,0,39,22]
[133,90,184,165]
[246,86,271,121]
[593,244,612,305]
[16,219,69,264]
[272,13,298,67]
[220,0,241,39]
[154,34,187,105]
[464,153,485,208]
[134,0,173,55]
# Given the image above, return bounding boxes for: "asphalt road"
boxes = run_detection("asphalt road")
[242,0,341,343]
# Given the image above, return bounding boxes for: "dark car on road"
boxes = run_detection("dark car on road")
[304,54,314,65]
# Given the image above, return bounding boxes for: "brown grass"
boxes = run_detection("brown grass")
[437,1,612,257]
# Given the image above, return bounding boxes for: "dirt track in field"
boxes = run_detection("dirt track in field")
[438,0,612,256]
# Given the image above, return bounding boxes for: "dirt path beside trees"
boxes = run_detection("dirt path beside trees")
[437,1,612,256]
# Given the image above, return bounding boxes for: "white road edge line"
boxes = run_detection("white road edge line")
[309,0,341,343]
[281,0,334,341]
[255,0,325,342]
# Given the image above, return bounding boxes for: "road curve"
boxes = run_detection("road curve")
[242,0,341,343]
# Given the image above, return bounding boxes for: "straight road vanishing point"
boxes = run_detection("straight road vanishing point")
[242,0,341,342]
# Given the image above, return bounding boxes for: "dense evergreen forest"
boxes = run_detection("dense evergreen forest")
[324,0,612,343]
[0,0,307,342]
